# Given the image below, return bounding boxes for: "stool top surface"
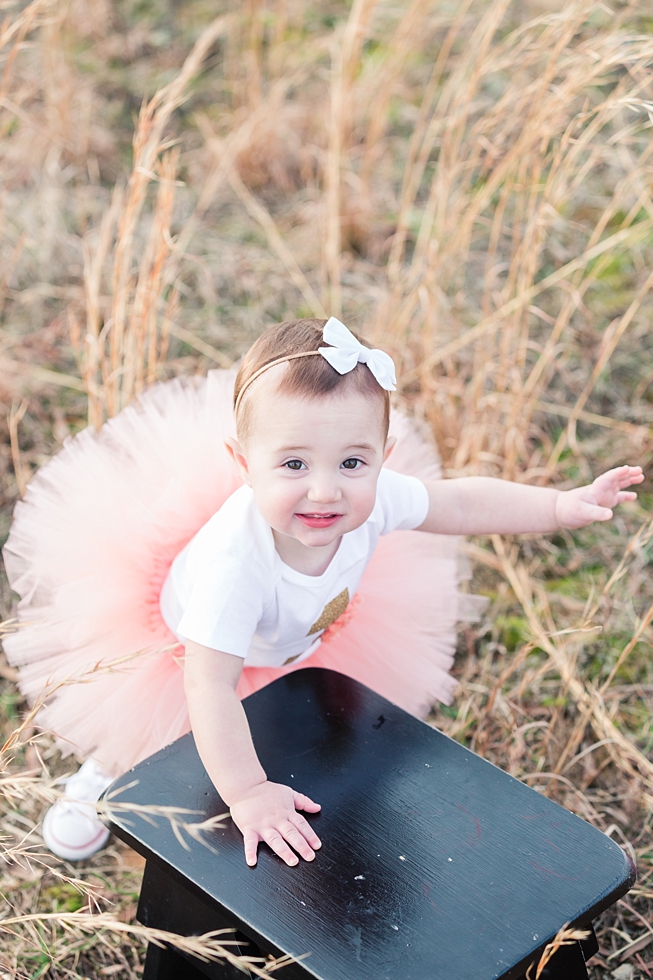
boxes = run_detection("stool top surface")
[107,668,633,980]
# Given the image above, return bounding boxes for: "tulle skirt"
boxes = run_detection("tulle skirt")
[2,370,485,776]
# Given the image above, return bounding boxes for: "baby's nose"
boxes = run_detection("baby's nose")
[307,478,342,503]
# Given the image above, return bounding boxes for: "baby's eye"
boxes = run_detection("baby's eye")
[284,459,305,471]
[341,457,363,470]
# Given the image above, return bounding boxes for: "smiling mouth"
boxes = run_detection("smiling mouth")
[295,513,342,528]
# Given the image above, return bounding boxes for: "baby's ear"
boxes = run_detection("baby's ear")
[224,437,250,483]
[383,435,397,462]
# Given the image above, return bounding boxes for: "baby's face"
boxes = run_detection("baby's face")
[231,371,391,560]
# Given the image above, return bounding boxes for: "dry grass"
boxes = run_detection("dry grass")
[1,0,653,975]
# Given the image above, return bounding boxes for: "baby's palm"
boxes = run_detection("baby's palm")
[556,465,643,529]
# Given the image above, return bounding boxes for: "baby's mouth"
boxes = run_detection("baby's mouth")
[295,513,342,528]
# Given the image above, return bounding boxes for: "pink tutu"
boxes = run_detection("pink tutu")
[2,371,484,776]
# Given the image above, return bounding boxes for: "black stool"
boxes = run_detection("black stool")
[106,668,634,979]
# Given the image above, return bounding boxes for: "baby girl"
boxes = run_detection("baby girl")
[3,317,643,865]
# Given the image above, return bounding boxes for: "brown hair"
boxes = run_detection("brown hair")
[234,318,390,440]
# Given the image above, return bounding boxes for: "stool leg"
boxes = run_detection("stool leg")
[525,939,589,979]
[579,923,599,962]
[143,942,210,980]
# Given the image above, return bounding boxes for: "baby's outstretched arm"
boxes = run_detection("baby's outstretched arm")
[418,465,643,536]
[184,641,321,867]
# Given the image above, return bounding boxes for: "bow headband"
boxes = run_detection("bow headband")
[234,317,396,413]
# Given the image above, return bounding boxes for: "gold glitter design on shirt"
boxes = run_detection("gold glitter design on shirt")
[283,653,301,666]
[306,587,350,636]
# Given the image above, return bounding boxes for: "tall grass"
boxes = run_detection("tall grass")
[1,0,653,975]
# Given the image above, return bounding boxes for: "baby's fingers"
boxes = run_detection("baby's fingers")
[616,467,644,489]
[290,812,322,851]
[293,791,321,813]
[280,820,316,861]
[262,828,299,866]
[615,491,638,504]
[244,832,260,868]
[600,464,644,488]
[585,504,613,522]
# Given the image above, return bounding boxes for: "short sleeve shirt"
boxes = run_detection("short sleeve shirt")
[160,467,429,668]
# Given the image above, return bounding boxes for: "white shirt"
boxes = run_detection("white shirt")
[160,467,429,668]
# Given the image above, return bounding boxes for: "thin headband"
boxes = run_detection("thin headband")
[234,350,320,414]
[234,317,397,415]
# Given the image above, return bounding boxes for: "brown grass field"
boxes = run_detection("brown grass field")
[1,0,653,975]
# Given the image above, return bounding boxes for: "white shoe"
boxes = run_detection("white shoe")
[43,758,113,861]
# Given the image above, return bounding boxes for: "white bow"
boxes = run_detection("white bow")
[319,317,396,391]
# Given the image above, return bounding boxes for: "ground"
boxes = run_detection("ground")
[1,0,653,976]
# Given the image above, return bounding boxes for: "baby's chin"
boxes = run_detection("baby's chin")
[270,517,354,548]
[291,513,370,545]
[289,521,345,546]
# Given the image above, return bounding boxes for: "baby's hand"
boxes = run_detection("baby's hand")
[229,780,321,867]
[555,465,644,529]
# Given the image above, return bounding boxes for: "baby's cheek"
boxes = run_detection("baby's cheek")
[349,482,378,524]
[250,480,292,528]
[270,485,303,524]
